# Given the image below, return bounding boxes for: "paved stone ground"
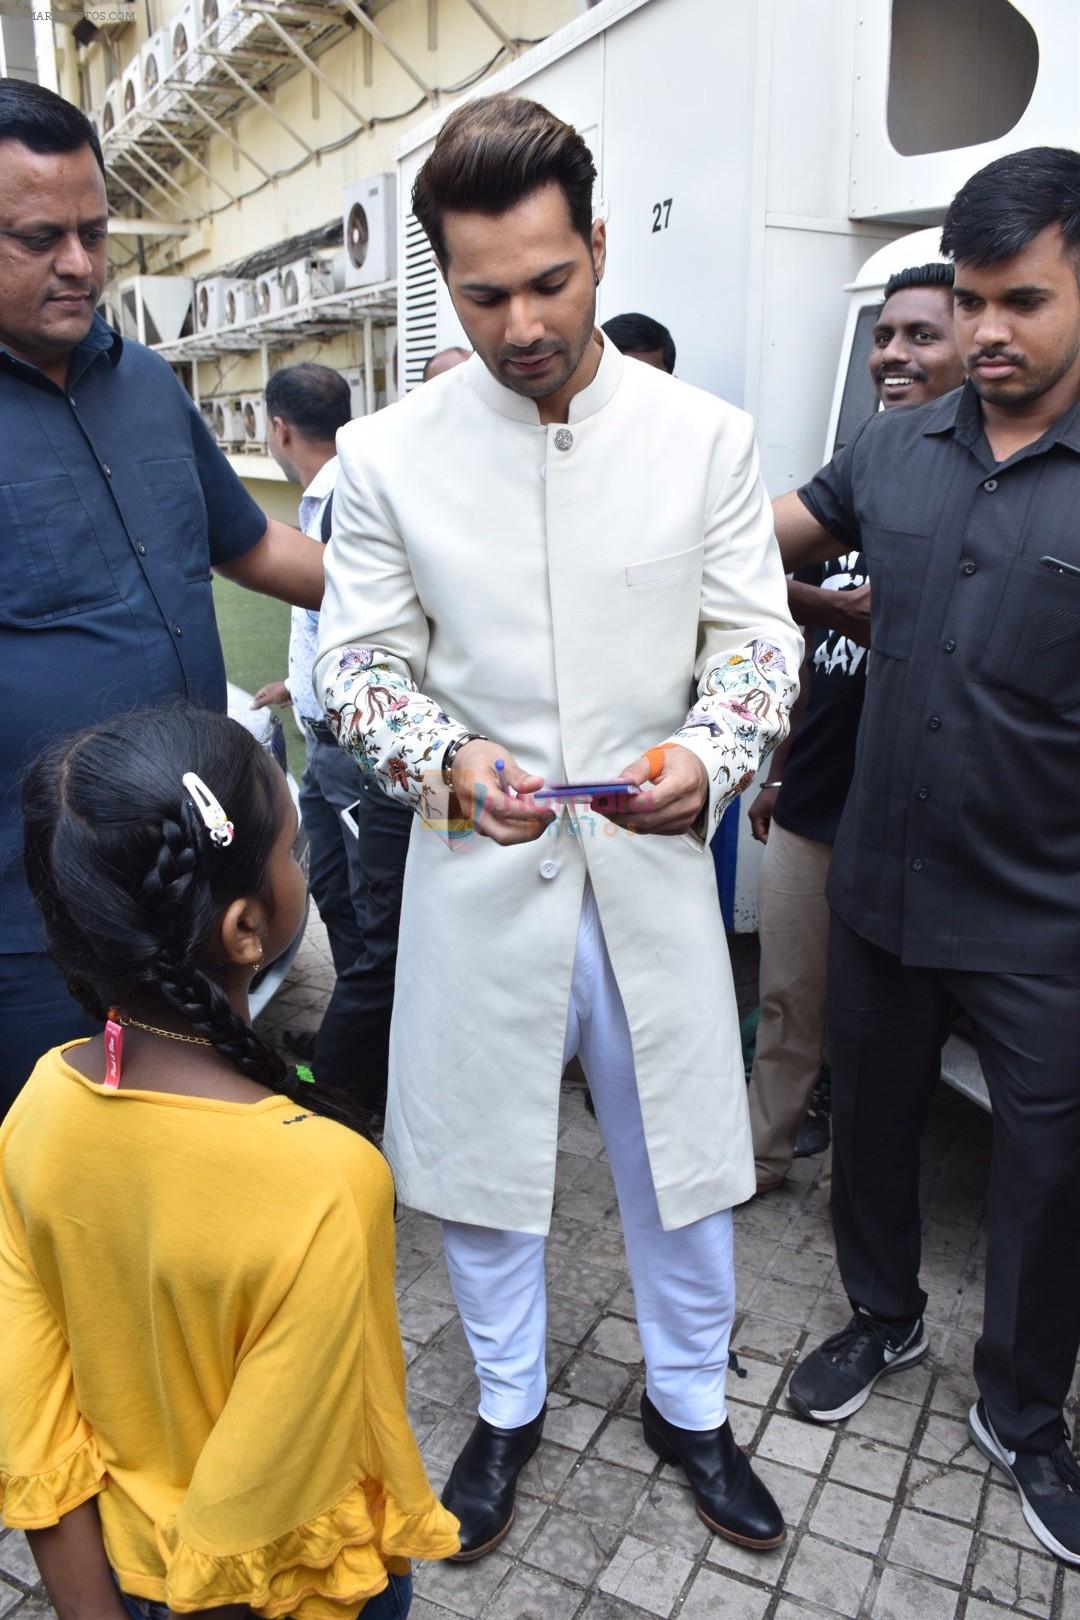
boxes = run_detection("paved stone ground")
[4,918,1080,1620]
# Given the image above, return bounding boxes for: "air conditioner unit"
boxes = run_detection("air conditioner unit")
[224,279,255,327]
[141,29,173,98]
[121,56,142,118]
[253,271,285,318]
[211,398,245,446]
[170,0,199,80]
[342,173,398,288]
[200,0,240,33]
[280,256,334,310]
[195,277,231,333]
[240,394,266,445]
[117,275,194,346]
[101,81,122,136]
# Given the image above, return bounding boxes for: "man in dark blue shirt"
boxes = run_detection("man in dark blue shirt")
[0,79,324,1109]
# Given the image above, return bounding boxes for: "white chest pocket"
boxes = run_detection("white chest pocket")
[625,542,705,588]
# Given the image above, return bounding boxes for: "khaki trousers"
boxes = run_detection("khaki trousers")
[747,819,833,1183]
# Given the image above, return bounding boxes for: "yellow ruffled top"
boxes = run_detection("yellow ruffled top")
[0,1047,459,1615]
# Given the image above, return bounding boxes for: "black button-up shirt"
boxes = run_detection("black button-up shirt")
[800,380,1080,973]
[1,315,266,949]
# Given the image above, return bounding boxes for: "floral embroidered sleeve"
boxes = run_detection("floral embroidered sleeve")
[313,447,471,829]
[662,417,802,844]
[321,646,468,822]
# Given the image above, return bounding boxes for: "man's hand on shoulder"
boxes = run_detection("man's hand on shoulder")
[787,578,871,647]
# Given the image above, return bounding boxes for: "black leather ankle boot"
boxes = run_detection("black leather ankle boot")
[441,1406,547,1561]
[640,1392,785,1549]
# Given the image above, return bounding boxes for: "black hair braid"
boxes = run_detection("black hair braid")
[23,703,374,1138]
[139,803,371,1132]
[154,953,292,1092]
[135,805,291,1092]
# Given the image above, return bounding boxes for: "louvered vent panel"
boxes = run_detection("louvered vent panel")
[403,211,438,392]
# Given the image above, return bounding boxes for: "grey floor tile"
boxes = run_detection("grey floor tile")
[593,1415,655,1473]
[871,1566,959,1620]
[729,1312,804,1364]
[544,1396,609,1452]
[746,1276,822,1327]
[783,1533,875,1615]
[0,1535,37,1586]
[756,1412,835,1474]
[848,1393,922,1448]
[558,1351,635,1409]
[630,1475,710,1558]
[523,1508,621,1585]
[679,1566,771,1620]
[559,1458,648,1523]
[829,1434,908,1498]
[809,1480,892,1553]
[904,1458,984,1523]
[969,1533,1055,1617]
[585,1316,643,1365]
[918,1413,991,1474]
[548,1290,606,1345]
[597,1534,693,1617]
[482,1562,586,1619]
[887,1507,974,1585]
[727,1354,785,1408]
[0,1586,23,1620]
[413,1552,513,1617]
[518,1439,580,1503]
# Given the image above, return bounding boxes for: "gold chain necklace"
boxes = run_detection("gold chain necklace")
[115,1014,213,1047]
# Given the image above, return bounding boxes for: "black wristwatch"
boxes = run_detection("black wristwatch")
[441,732,488,786]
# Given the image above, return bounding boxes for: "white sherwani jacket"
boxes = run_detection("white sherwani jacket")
[315,336,801,1234]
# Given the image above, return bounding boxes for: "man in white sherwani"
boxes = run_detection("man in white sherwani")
[315,94,801,1561]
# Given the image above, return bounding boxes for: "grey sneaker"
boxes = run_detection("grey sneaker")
[787,1309,928,1423]
[969,1399,1080,1565]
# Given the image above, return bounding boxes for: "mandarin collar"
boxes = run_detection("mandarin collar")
[465,330,624,426]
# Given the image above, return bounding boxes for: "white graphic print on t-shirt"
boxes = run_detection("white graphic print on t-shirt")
[813,551,868,679]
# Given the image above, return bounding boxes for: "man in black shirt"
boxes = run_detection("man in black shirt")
[779,147,1080,1564]
[748,265,963,1194]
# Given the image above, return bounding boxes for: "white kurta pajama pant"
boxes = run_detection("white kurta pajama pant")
[443,885,736,1433]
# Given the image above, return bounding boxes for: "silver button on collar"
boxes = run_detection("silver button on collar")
[553,428,574,452]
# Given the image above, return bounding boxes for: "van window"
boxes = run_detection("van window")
[833,304,881,455]
[887,0,1038,158]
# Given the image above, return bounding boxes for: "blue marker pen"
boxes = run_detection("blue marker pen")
[494,758,509,795]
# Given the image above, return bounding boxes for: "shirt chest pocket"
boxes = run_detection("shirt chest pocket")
[860,528,933,662]
[138,458,211,582]
[625,543,705,588]
[0,474,119,626]
[976,556,1080,711]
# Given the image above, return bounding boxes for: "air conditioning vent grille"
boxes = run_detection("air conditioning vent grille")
[403,212,437,392]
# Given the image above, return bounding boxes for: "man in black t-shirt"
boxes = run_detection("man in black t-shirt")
[747,265,963,1195]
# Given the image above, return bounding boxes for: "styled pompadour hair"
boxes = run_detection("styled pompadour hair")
[412,93,596,266]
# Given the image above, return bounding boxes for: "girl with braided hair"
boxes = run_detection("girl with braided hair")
[0,703,458,1620]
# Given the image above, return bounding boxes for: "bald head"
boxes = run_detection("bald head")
[423,345,471,382]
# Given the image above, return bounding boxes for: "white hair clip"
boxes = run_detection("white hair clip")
[182,772,235,848]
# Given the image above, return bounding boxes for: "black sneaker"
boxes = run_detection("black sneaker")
[968,1399,1080,1565]
[787,1309,928,1422]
